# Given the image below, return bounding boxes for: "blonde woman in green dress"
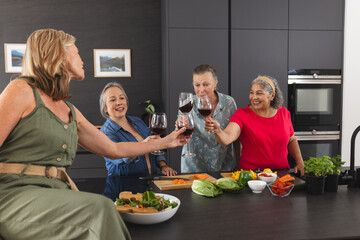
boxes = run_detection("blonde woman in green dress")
[0,29,187,240]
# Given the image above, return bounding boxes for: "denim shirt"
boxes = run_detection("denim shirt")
[181,91,237,173]
[100,116,166,176]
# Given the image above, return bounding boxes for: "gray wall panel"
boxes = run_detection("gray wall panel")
[289,0,344,30]
[231,0,288,29]
[289,31,343,69]
[231,30,288,108]
[168,0,228,28]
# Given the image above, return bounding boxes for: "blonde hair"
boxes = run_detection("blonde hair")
[21,29,76,100]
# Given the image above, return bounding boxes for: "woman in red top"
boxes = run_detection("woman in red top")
[205,75,304,177]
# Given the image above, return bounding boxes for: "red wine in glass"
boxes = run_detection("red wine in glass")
[177,113,196,158]
[150,127,166,135]
[197,95,213,133]
[181,127,194,136]
[179,102,193,114]
[150,112,167,155]
[179,92,194,114]
[198,108,211,117]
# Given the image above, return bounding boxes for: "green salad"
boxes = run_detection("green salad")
[116,191,178,212]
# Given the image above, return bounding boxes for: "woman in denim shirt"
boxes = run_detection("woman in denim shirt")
[100,82,177,176]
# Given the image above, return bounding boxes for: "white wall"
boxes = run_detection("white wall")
[342,0,360,167]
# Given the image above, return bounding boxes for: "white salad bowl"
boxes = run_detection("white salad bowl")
[247,180,267,193]
[257,172,277,183]
[118,193,181,225]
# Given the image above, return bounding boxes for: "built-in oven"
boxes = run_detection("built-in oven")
[287,69,342,166]
[288,131,340,167]
[288,69,342,131]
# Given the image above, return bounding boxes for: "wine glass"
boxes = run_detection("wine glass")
[197,95,213,133]
[179,92,194,114]
[177,113,196,158]
[149,112,167,155]
[197,95,212,118]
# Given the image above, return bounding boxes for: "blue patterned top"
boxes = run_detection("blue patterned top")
[100,116,166,176]
[181,91,237,173]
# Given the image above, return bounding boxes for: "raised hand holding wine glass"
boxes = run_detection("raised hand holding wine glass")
[197,95,213,133]
[177,113,196,157]
[149,112,167,155]
[179,92,194,114]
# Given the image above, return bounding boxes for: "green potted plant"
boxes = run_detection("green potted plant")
[325,155,345,192]
[139,100,156,126]
[304,156,334,195]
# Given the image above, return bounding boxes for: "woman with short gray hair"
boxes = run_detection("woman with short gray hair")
[205,75,305,177]
[99,82,177,176]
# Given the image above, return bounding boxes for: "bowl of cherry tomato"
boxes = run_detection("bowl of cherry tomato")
[267,180,294,197]
[257,172,277,183]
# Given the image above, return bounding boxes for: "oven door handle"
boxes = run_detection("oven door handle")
[296,135,340,141]
[289,83,296,122]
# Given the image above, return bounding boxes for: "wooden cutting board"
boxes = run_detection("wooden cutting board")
[220,172,234,178]
[153,173,217,190]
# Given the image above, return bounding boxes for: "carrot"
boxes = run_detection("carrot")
[278,174,295,183]
[172,179,188,184]
[192,173,209,180]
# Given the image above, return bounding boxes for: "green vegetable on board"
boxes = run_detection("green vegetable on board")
[216,178,244,193]
[191,179,223,197]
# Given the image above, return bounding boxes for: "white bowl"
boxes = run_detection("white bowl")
[118,193,180,225]
[247,180,267,193]
[257,172,277,183]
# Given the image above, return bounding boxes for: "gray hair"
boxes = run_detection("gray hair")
[193,64,219,85]
[99,82,129,119]
[251,75,284,108]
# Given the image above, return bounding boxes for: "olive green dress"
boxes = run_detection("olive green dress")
[0,79,131,240]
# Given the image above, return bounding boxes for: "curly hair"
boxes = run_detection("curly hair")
[251,75,284,108]
[21,29,76,100]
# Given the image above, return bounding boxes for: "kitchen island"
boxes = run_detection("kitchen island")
[74,173,360,240]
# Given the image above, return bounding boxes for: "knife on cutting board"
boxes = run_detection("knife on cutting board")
[139,176,192,181]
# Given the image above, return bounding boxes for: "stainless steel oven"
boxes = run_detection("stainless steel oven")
[287,69,342,166]
[288,131,340,167]
[288,69,341,131]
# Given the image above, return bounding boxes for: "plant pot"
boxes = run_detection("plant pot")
[325,174,339,192]
[305,175,326,195]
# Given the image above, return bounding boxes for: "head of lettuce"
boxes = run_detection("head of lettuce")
[191,179,223,197]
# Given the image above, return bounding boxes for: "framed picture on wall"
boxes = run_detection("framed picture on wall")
[93,49,131,77]
[4,43,26,73]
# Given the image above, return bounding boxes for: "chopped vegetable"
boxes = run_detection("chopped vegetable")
[231,170,242,180]
[250,170,257,179]
[278,174,295,183]
[216,178,244,193]
[192,173,209,180]
[191,179,223,197]
[172,179,188,184]
[258,173,273,177]
[262,168,277,175]
[263,168,273,173]
[270,179,293,197]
